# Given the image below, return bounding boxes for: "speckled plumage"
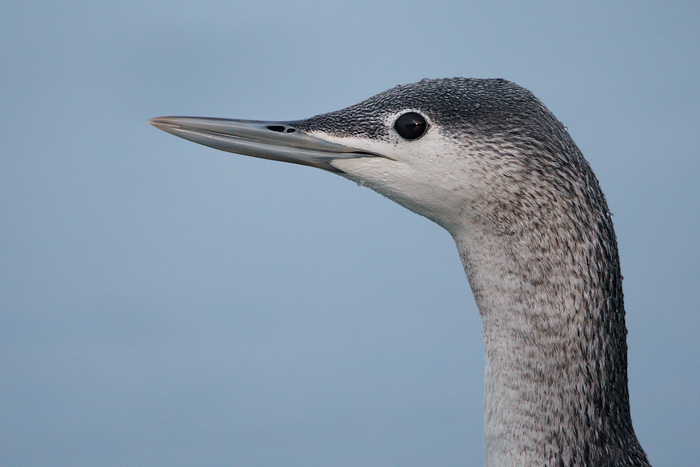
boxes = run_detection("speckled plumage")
[151,78,650,466]
[296,78,650,466]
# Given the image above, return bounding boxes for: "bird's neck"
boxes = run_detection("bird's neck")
[452,210,649,466]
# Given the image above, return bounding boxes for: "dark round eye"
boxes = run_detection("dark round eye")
[394,112,427,140]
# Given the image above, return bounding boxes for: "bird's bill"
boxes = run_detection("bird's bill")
[148,116,377,172]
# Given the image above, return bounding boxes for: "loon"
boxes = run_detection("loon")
[150,78,650,466]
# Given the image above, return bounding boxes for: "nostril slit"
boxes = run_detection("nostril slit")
[286,128,295,133]
[267,125,285,132]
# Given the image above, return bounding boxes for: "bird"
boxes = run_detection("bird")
[149,78,650,466]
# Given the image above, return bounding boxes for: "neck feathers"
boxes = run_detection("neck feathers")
[452,165,649,465]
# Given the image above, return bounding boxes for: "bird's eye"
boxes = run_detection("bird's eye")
[394,112,427,140]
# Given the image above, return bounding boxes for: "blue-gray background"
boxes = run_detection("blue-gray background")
[2,1,698,465]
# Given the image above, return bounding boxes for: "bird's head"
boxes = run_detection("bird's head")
[150,78,585,236]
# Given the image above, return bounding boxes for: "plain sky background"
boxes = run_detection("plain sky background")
[2,1,699,465]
